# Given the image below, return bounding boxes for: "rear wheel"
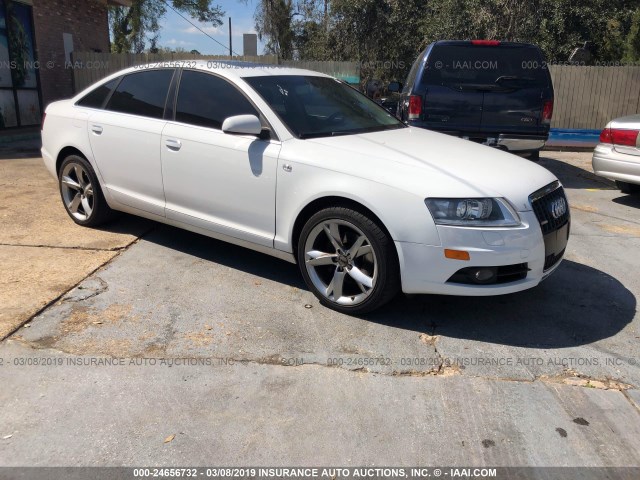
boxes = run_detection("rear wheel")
[297,207,400,315]
[59,155,114,227]
[616,181,640,194]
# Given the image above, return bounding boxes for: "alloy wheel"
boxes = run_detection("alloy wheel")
[303,219,378,306]
[60,163,94,221]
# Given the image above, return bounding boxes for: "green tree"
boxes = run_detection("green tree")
[329,0,423,82]
[253,0,640,79]
[255,0,295,59]
[110,0,224,53]
[292,0,332,60]
[419,0,637,63]
[625,7,640,61]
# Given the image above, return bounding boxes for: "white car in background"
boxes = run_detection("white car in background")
[41,62,570,314]
[592,115,640,194]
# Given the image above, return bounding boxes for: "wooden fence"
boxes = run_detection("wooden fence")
[71,52,640,130]
[548,66,640,130]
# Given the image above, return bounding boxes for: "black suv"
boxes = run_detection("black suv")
[390,40,554,160]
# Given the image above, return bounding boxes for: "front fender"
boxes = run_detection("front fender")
[274,160,441,253]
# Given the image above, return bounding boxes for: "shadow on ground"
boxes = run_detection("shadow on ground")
[538,154,615,190]
[102,220,635,351]
[612,193,640,209]
[368,259,635,349]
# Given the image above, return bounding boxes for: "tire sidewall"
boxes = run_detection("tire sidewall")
[58,155,104,226]
[297,207,396,314]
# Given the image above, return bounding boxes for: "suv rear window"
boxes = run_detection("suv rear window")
[422,45,548,88]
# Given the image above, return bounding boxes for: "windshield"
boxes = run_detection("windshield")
[243,75,405,139]
[422,45,549,88]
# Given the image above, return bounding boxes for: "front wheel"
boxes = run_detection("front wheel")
[59,155,114,227]
[297,207,400,315]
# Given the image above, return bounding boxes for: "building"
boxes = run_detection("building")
[0,0,130,131]
[243,33,257,57]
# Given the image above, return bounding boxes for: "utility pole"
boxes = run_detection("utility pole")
[324,0,328,32]
[229,17,232,57]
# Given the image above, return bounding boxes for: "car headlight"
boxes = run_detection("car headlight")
[424,198,521,227]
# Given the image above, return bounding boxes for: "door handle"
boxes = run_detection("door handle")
[91,125,103,135]
[165,139,182,151]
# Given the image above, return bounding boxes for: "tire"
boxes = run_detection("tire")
[58,155,115,227]
[616,181,640,194]
[528,150,541,162]
[297,207,400,315]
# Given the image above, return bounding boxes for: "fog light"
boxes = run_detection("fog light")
[473,268,496,283]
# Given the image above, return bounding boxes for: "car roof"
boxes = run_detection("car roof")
[432,40,540,48]
[116,60,332,79]
[72,60,334,102]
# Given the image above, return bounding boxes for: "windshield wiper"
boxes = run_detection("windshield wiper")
[495,75,535,84]
[451,83,500,92]
[299,125,402,139]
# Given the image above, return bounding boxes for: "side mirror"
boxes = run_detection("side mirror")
[221,114,262,136]
[387,81,402,93]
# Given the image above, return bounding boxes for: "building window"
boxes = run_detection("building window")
[0,0,41,129]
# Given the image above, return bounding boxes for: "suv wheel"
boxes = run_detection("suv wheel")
[297,207,400,315]
[59,155,114,227]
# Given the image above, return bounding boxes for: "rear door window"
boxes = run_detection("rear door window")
[422,45,548,89]
[106,69,175,119]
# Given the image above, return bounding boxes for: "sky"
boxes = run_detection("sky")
[157,1,265,55]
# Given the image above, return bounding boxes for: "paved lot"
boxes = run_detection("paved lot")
[1,151,639,466]
[0,158,152,339]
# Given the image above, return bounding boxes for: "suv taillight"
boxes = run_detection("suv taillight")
[542,100,553,124]
[408,95,422,120]
[41,112,46,130]
[471,40,501,46]
[599,128,639,146]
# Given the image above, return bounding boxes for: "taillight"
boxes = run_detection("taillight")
[599,128,639,146]
[471,40,501,46]
[408,95,422,120]
[599,128,612,143]
[542,100,553,124]
[41,112,46,130]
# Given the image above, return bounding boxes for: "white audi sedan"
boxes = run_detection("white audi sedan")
[41,62,570,314]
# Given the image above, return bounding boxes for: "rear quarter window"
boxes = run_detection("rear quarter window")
[77,78,120,109]
[421,45,549,88]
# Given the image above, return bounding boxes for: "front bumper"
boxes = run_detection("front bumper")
[592,143,640,185]
[397,208,568,296]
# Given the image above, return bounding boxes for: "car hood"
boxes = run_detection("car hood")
[300,127,557,211]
